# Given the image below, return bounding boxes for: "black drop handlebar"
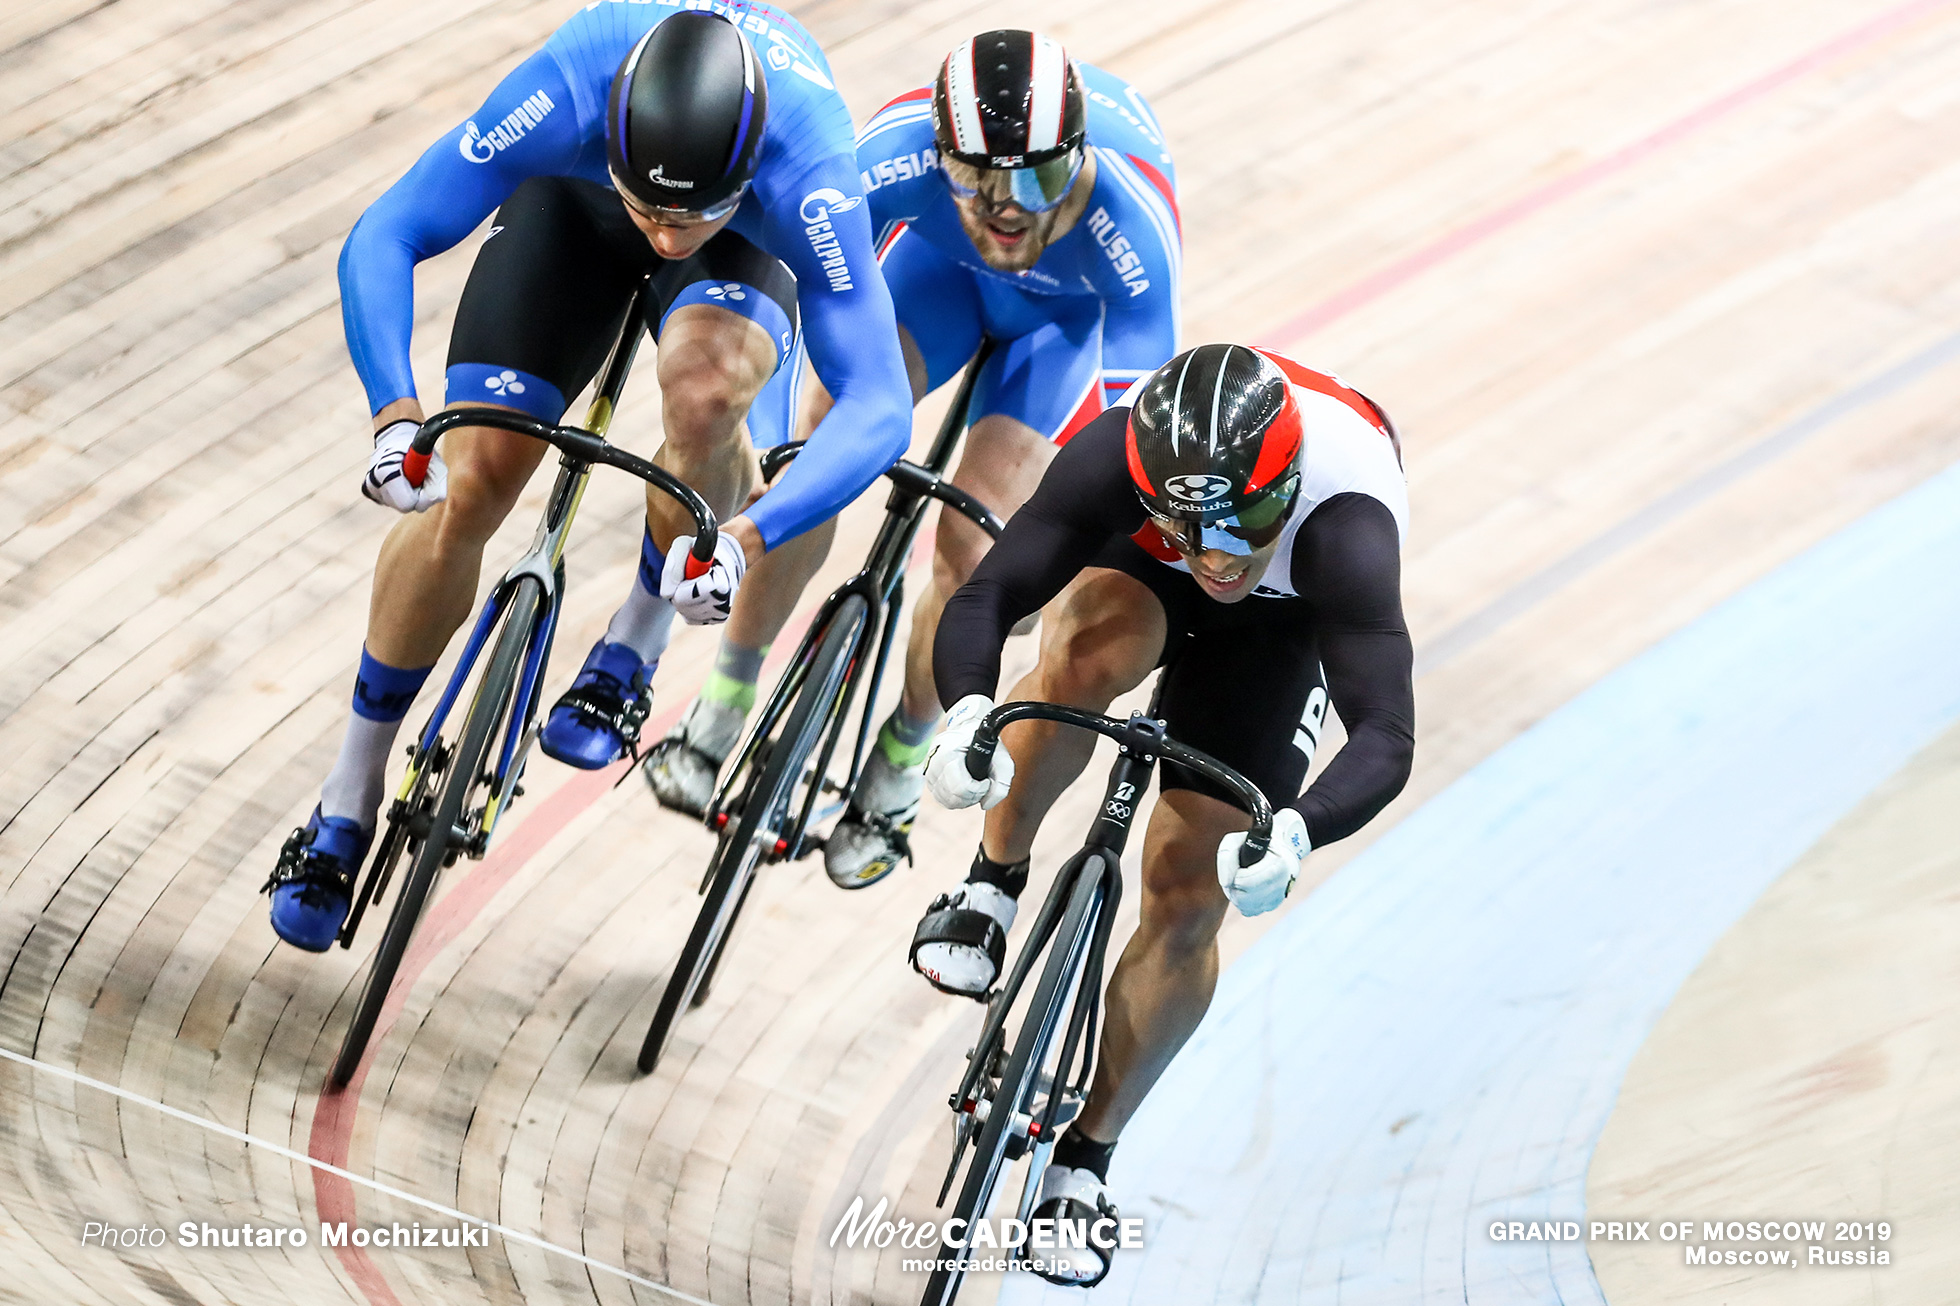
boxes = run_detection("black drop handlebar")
[962,702,1276,867]
[758,442,1006,539]
[406,407,720,570]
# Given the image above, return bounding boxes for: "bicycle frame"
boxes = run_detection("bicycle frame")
[338,279,714,945]
[920,697,1272,1304]
[702,339,1004,860]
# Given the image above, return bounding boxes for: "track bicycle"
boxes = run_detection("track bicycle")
[636,342,1002,1074]
[918,694,1274,1306]
[318,278,717,1091]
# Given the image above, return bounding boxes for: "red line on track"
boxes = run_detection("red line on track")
[1258,0,1957,349]
[301,2,1957,1295]
[303,547,862,1298]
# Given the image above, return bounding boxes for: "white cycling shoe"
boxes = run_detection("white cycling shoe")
[1029,1163,1119,1287]
[641,694,746,816]
[824,748,922,889]
[909,880,1017,997]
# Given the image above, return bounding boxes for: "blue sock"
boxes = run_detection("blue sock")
[322,649,434,825]
[608,524,678,664]
[350,649,433,722]
[636,525,668,597]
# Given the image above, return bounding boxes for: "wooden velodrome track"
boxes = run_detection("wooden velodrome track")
[5,0,1960,1302]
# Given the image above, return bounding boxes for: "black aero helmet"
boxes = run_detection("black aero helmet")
[932,30,1086,212]
[607,12,767,220]
[1126,345,1305,556]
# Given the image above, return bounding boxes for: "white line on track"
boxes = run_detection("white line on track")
[0,1045,713,1306]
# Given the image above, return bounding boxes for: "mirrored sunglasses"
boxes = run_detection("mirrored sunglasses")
[612,170,747,226]
[940,149,1084,215]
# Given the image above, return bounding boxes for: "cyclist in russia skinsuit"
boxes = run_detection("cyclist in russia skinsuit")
[641,30,1183,892]
[921,345,1416,1286]
[263,3,910,951]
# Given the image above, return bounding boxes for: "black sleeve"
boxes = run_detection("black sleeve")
[1290,493,1416,846]
[933,408,1146,707]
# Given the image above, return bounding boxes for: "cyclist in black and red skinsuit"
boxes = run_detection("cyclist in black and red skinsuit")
[916,343,1415,1287]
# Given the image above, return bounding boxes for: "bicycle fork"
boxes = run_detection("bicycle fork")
[944,718,1160,1195]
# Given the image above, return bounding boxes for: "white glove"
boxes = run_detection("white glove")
[660,532,747,624]
[362,418,448,513]
[1216,808,1310,916]
[925,694,1014,810]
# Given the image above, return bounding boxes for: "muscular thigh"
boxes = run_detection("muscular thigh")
[881,227,986,396]
[654,225,802,446]
[436,408,552,516]
[970,286,1105,443]
[1034,566,1169,704]
[446,176,653,422]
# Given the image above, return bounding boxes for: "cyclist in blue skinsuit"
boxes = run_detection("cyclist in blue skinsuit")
[639,30,1182,890]
[264,3,909,951]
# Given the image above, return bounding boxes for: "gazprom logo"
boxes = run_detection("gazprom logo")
[1165,474,1231,504]
[458,90,555,164]
[799,187,862,223]
[799,188,862,293]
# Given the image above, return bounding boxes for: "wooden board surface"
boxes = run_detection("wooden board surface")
[1588,717,1960,1302]
[5,0,1960,1302]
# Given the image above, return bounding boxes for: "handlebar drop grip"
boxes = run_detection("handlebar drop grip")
[1237,834,1271,869]
[964,730,997,782]
[682,531,719,579]
[400,447,430,490]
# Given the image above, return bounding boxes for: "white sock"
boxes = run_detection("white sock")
[605,581,678,664]
[319,712,404,829]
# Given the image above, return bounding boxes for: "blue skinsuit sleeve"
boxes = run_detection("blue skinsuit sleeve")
[1098,275,1178,397]
[747,160,911,550]
[337,51,580,415]
[1094,171,1181,398]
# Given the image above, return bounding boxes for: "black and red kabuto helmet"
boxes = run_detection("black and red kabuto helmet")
[1125,345,1305,556]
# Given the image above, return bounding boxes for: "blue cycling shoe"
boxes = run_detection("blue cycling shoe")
[539,640,655,770]
[264,807,371,952]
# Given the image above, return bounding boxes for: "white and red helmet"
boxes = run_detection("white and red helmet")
[932,30,1086,169]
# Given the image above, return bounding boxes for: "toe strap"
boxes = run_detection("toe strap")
[1029,1193,1118,1287]
[558,678,651,746]
[262,826,355,899]
[908,902,1006,993]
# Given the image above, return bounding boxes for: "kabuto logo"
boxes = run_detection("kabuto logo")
[799,188,862,292]
[1165,474,1230,504]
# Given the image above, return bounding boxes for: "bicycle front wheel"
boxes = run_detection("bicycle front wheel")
[638,593,867,1075]
[921,855,1107,1306]
[329,577,543,1091]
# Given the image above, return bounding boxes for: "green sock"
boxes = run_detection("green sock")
[700,641,768,716]
[876,703,940,770]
